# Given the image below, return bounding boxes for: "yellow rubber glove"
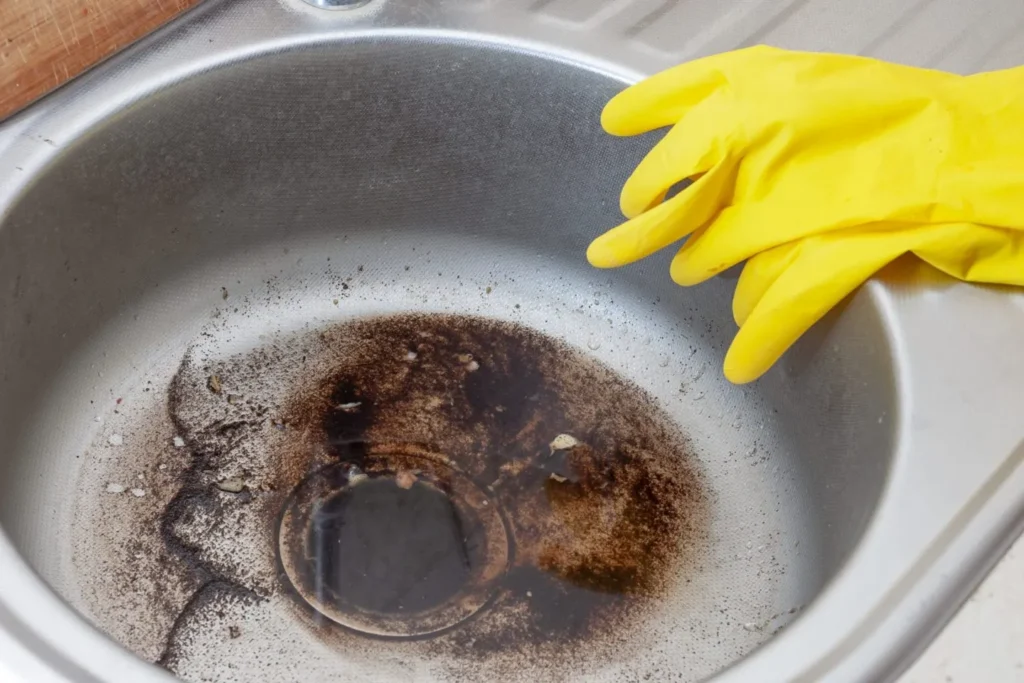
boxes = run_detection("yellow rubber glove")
[587,45,1024,383]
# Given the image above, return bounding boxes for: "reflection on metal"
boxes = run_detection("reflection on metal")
[300,0,373,9]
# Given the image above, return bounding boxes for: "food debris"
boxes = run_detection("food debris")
[499,460,529,478]
[108,434,124,446]
[742,622,761,632]
[405,350,418,361]
[158,463,168,471]
[333,299,339,306]
[215,478,245,493]
[549,473,568,484]
[130,488,146,498]
[347,466,368,485]
[335,402,361,413]
[227,394,240,405]
[549,433,579,453]
[208,375,222,394]
[395,471,417,490]
[105,483,125,494]
[456,352,481,372]
[172,436,185,448]
[221,287,229,300]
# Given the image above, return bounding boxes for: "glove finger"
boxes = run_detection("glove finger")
[670,197,867,286]
[670,203,771,286]
[619,90,739,218]
[722,221,1024,383]
[723,227,918,384]
[732,242,802,327]
[733,222,1024,331]
[587,159,735,269]
[601,48,766,136]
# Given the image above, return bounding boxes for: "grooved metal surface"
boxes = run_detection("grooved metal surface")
[512,0,1024,72]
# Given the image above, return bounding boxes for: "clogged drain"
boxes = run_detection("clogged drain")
[157,313,708,675]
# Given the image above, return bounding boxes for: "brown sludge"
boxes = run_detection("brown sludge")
[160,312,709,678]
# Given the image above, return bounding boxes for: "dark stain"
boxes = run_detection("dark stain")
[158,581,260,670]
[322,379,373,462]
[154,373,267,669]
[280,314,708,652]
[156,312,709,678]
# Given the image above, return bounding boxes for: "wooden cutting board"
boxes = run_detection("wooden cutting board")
[0,0,202,121]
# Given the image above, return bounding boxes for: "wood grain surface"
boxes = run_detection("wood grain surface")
[0,0,202,121]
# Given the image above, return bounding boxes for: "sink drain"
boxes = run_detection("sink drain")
[279,452,509,637]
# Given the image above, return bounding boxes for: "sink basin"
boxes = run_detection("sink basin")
[1,1,1023,682]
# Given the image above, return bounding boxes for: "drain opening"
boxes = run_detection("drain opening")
[309,477,475,614]
[280,452,510,637]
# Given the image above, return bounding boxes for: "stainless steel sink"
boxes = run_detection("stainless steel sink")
[1,1,1024,682]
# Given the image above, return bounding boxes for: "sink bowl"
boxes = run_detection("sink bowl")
[1,1,1023,682]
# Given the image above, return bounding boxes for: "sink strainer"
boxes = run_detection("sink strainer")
[278,454,510,637]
